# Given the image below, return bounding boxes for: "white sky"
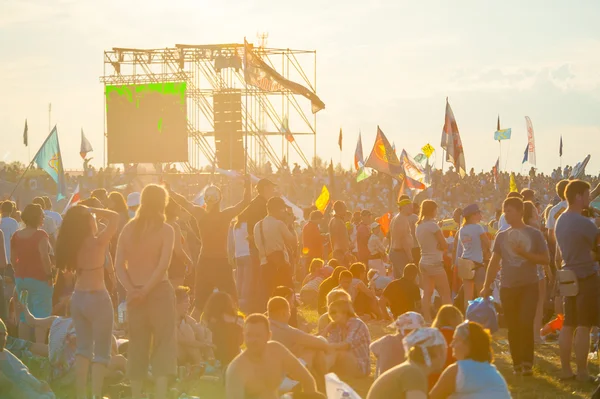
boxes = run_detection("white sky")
[1,0,599,174]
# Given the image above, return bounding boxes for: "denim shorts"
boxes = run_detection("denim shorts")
[419,262,446,277]
[15,277,53,322]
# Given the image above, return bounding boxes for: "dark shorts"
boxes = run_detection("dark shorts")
[564,274,600,328]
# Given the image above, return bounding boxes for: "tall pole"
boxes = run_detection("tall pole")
[244,38,248,175]
[499,141,502,172]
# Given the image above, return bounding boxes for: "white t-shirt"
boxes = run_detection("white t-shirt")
[547,200,568,231]
[232,223,250,258]
[0,217,19,263]
[45,210,63,229]
[415,220,444,264]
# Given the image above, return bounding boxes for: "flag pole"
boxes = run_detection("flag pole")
[498,141,502,172]
[243,37,248,176]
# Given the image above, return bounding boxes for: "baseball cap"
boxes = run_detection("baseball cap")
[462,204,481,217]
[127,192,141,208]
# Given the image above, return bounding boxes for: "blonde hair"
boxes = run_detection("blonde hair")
[326,289,351,308]
[131,184,168,241]
[432,305,464,329]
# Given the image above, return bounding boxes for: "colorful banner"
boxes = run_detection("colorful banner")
[244,40,325,113]
[494,128,512,141]
[399,149,428,191]
[525,116,536,166]
[441,98,466,177]
[34,126,67,200]
[315,185,330,213]
[364,126,405,180]
[422,143,435,159]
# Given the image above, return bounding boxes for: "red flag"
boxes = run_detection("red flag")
[440,98,466,177]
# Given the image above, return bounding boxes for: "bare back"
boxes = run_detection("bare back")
[117,222,172,287]
[329,216,349,252]
[74,236,108,291]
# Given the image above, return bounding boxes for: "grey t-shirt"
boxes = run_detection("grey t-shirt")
[416,220,443,265]
[493,226,548,288]
[555,211,599,278]
[458,223,485,264]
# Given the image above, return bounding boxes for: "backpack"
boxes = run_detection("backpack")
[466,296,499,333]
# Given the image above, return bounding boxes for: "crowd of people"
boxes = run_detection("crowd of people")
[0,164,599,398]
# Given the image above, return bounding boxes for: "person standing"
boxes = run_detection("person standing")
[415,200,451,322]
[11,204,53,343]
[367,223,388,277]
[42,197,63,229]
[0,201,18,319]
[456,204,490,310]
[114,185,176,399]
[55,205,119,399]
[254,197,297,309]
[302,211,325,272]
[356,210,372,265]
[389,198,414,279]
[329,201,351,265]
[481,197,549,376]
[555,180,600,382]
[168,177,250,314]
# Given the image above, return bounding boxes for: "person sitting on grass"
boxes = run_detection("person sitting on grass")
[430,321,510,399]
[317,289,352,335]
[429,305,464,388]
[370,311,426,377]
[0,318,55,399]
[348,262,383,320]
[317,266,347,315]
[203,291,244,369]
[367,269,392,297]
[367,327,448,399]
[300,259,330,309]
[379,263,421,320]
[320,299,371,378]
[175,286,215,367]
[226,314,318,399]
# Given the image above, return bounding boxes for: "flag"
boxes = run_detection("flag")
[492,158,499,189]
[570,154,591,179]
[364,126,405,180]
[414,153,427,165]
[315,185,330,213]
[244,40,325,113]
[62,184,80,214]
[440,98,466,177]
[522,143,529,164]
[338,128,343,151]
[23,119,28,147]
[377,212,392,236]
[328,159,335,192]
[509,172,518,193]
[525,116,536,166]
[281,117,294,143]
[80,128,93,159]
[34,126,67,201]
[494,128,512,141]
[559,135,563,157]
[494,115,512,141]
[399,149,428,192]
[354,132,369,182]
[421,143,435,159]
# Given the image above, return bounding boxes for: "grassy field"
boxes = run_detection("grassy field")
[145,307,600,398]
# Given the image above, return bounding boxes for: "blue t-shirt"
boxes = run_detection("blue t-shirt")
[555,211,599,278]
[493,226,548,288]
[458,224,485,264]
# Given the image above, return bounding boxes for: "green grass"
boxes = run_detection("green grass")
[46,307,600,398]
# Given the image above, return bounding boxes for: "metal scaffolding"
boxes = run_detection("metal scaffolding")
[100,41,318,172]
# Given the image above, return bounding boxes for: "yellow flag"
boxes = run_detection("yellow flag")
[422,143,435,159]
[315,185,330,213]
[509,172,518,193]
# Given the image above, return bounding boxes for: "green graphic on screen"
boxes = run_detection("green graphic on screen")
[105,82,188,164]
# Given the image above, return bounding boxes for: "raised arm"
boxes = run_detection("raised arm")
[168,189,206,221]
[222,176,252,218]
[15,297,58,330]
[89,207,120,247]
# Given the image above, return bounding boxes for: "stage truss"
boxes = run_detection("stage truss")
[100,42,318,172]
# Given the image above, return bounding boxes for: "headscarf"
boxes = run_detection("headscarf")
[403,327,447,367]
[390,311,426,335]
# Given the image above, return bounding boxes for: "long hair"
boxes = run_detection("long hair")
[203,291,238,323]
[56,206,94,271]
[432,305,464,329]
[418,200,437,225]
[130,184,168,242]
[108,192,129,217]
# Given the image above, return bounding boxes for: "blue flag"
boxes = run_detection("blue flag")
[34,126,67,201]
[522,143,529,164]
[494,128,512,141]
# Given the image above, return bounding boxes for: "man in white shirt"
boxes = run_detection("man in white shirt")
[41,197,62,228]
[0,202,18,267]
[32,198,57,245]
